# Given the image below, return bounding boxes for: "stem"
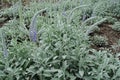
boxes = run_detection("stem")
[67,5,90,23]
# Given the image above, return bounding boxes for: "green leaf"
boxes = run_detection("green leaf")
[79,70,84,77]
[0,70,6,77]
[44,69,59,73]
[116,68,120,76]
[43,73,52,77]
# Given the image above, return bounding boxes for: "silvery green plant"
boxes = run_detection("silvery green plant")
[105,16,118,24]
[0,17,7,23]
[85,17,106,35]
[92,0,120,17]
[86,17,107,35]
[0,0,120,80]
[29,8,47,42]
[0,1,20,18]
[86,25,100,35]
[81,16,97,26]
[81,16,106,27]
[91,35,108,47]
[89,17,107,26]
[111,22,120,32]
[67,5,90,24]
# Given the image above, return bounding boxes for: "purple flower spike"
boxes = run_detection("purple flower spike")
[29,27,37,42]
[1,31,8,58]
[29,11,38,42]
[3,46,8,58]
[82,14,87,21]
[62,12,67,16]
[29,8,47,42]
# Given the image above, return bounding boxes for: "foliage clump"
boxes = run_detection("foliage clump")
[93,0,120,18]
[86,26,100,36]
[91,35,108,47]
[0,0,120,80]
[111,22,120,32]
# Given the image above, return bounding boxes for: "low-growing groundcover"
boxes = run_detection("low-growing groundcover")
[0,0,120,80]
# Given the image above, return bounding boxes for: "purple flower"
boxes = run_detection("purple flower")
[82,14,87,21]
[62,12,67,16]
[3,46,8,58]
[29,26,37,42]
[29,14,38,42]
[1,32,8,58]
[29,8,47,42]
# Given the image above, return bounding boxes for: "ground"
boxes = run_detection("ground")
[90,22,120,53]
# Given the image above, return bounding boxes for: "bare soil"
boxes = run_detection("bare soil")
[0,17,11,28]
[91,23,120,53]
[0,2,12,28]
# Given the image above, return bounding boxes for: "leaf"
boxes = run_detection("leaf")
[37,67,44,73]
[6,67,13,73]
[43,73,52,77]
[27,66,37,74]
[70,75,76,80]
[116,68,120,76]
[91,18,107,27]
[44,69,60,73]
[55,70,63,78]
[63,61,69,70]
[0,70,6,77]
[62,55,67,59]
[79,70,84,77]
